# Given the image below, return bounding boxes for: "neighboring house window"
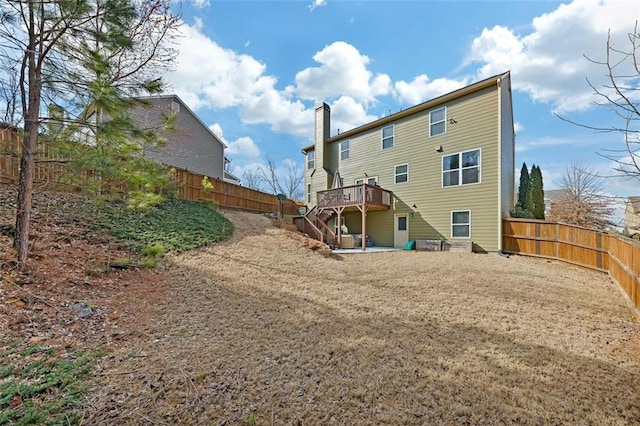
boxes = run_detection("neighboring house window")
[171,100,180,113]
[395,164,408,184]
[430,107,446,137]
[451,210,471,238]
[307,184,311,203]
[382,125,394,149]
[341,140,350,160]
[355,176,378,185]
[442,149,480,187]
[307,150,315,169]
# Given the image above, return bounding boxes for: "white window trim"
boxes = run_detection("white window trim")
[382,125,394,150]
[451,210,471,239]
[355,176,378,186]
[340,140,350,161]
[429,106,447,137]
[307,184,312,203]
[307,151,315,170]
[394,163,409,184]
[441,148,482,188]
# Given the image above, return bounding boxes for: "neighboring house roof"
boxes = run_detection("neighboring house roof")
[224,170,241,184]
[625,196,640,235]
[136,94,227,149]
[302,72,509,153]
[627,196,640,213]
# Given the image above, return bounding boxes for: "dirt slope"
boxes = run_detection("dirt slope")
[82,210,640,425]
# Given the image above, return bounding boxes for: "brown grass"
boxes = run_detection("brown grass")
[83,211,640,425]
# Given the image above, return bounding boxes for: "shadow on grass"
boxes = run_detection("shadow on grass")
[83,254,640,425]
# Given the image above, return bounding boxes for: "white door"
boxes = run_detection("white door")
[394,214,409,248]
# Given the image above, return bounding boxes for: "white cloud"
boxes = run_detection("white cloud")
[295,41,392,103]
[514,122,524,134]
[394,74,470,106]
[466,0,639,113]
[308,0,327,12]
[208,124,261,160]
[208,123,223,138]
[239,88,313,137]
[167,19,285,111]
[225,136,261,159]
[329,96,379,136]
[167,19,316,138]
[193,0,209,8]
[515,134,603,153]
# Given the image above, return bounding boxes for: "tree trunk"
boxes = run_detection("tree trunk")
[14,133,36,270]
[14,19,41,272]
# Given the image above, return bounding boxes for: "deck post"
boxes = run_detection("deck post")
[360,204,368,251]
[335,206,345,247]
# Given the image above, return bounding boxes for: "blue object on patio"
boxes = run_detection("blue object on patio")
[404,240,415,250]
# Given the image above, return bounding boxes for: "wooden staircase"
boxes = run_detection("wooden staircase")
[301,206,336,246]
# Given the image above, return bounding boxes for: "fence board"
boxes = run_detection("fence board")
[504,218,640,320]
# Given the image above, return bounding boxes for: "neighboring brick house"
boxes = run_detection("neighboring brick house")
[130,95,227,180]
[624,196,640,237]
[302,72,515,252]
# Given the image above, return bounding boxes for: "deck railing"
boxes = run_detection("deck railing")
[317,184,391,209]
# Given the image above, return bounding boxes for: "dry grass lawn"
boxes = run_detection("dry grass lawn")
[84,211,640,425]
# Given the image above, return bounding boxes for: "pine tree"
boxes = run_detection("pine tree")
[512,162,533,218]
[530,165,545,219]
[517,162,530,210]
[0,0,179,270]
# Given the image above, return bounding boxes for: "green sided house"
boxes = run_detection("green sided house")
[301,72,515,253]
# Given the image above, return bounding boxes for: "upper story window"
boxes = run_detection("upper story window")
[395,164,408,184]
[340,140,350,160]
[171,100,180,113]
[430,106,446,137]
[382,125,394,149]
[442,149,480,187]
[307,150,315,169]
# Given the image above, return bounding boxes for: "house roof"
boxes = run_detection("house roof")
[302,71,510,153]
[224,170,241,183]
[136,94,227,149]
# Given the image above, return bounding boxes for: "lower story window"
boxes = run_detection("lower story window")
[307,184,311,204]
[451,210,470,238]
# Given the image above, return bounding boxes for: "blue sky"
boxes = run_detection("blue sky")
[165,0,639,222]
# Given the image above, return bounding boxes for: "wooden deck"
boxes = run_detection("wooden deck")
[316,184,391,211]
[314,184,392,251]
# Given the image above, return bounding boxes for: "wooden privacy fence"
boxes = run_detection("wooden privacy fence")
[503,218,640,319]
[1,124,301,215]
[172,168,301,215]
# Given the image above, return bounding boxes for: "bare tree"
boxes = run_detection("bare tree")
[257,157,304,200]
[547,162,615,229]
[280,160,304,201]
[241,168,263,191]
[258,157,283,195]
[558,22,639,181]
